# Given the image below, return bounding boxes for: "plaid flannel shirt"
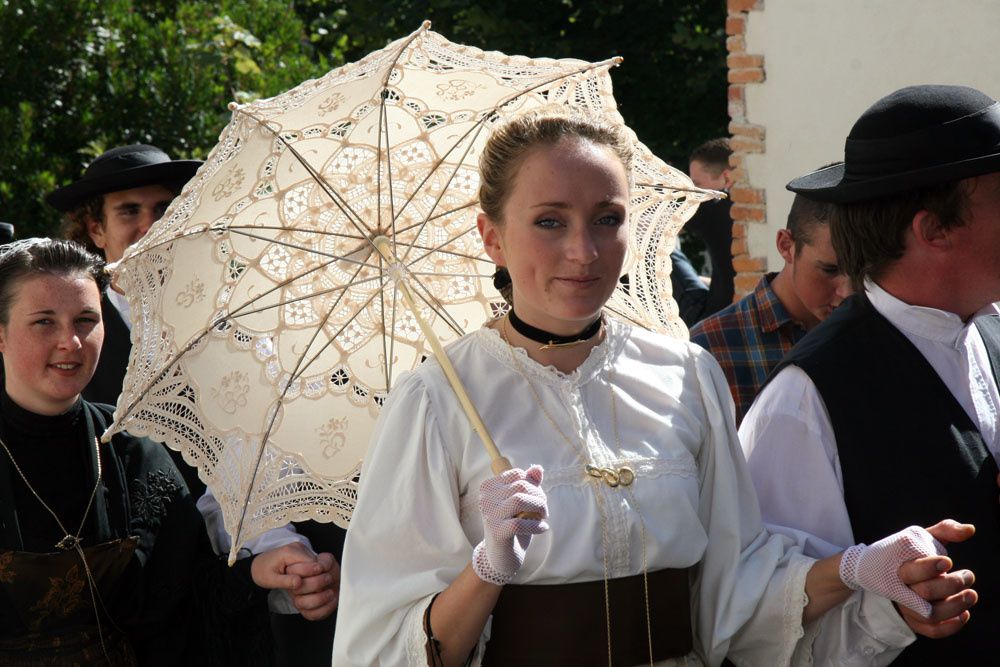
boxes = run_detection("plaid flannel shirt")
[689,273,808,425]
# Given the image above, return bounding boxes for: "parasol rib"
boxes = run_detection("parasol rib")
[376,251,391,391]
[229,262,386,561]
[403,270,467,337]
[373,238,510,473]
[225,229,381,270]
[394,57,623,264]
[114,222,368,269]
[230,106,377,244]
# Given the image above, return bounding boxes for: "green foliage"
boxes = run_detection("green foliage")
[0,0,726,238]
[0,0,326,236]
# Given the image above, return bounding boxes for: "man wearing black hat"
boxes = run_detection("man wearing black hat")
[741,85,999,663]
[49,144,203,404]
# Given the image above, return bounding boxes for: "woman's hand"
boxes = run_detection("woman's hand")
[250,542,322,591]
[287,551,340,621]
[472,464,549,585]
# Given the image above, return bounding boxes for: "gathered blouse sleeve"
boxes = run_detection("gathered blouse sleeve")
[686,347,814,666]
[332,369,484,667]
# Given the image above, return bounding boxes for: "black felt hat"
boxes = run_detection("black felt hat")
[787,85,1000,203]
[46,144,202,212]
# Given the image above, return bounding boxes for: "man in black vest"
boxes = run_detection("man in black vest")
[741,85,1000,664]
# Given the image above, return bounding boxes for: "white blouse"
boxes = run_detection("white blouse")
[332,319,814,667]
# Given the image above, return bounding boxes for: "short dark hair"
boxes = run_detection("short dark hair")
[0,239,107,325]
[786,194,833,253]
[688,137,732,174]
[61,194,105,256]
[830,180,970,292]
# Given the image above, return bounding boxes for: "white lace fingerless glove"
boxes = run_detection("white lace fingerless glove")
[839,525,946,618]
[472,465,549,586]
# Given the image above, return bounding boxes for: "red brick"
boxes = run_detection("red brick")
[730,186,764,204]
[728,85,745,102]
[731,237,748,256]
[731,136,764,153]
[731,222,747,239]
[728,0,761,12]
[734,272,763,296]
[727,53,763,69]
[726,35,746,53]
[733,255,767,273]
[728,122,765,139]
[726,15,746,36]
[728,67,765,84]
[731,204,766,221]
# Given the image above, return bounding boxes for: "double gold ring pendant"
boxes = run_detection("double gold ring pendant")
[585,463,635,488]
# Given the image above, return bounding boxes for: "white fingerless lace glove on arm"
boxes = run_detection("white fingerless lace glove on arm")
[839,525,946,618]
[472,465,549,586]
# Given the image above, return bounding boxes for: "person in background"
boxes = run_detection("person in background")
[684,137,735,320]
[671,246,710,328]
[741,84,1000,664]
[690,191,851,424]
[48,145,339,664]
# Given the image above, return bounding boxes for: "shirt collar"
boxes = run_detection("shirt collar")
[866,280,1000,347]
[754,273,798,333]
[106,287,132,330]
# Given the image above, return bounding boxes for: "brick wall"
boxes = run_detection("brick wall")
[726,0,767,296]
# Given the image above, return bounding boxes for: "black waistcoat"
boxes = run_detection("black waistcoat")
[774,293,1000,664]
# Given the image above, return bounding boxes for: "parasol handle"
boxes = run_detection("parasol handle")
[395,275,507,466]
[376,239,540,518]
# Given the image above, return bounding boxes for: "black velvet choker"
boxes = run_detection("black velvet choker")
[507,309,603,349]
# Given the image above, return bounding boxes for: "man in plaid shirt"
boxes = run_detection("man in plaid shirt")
[689,193,852,424]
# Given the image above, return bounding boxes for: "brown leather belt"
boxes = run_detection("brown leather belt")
[482,567,693,666]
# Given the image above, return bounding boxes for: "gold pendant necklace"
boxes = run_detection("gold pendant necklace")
[0,431,117,662]
[0,435,102,551]
[500,316,655,667]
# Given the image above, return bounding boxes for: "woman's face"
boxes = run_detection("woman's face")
[0,273,103,415]
[478,138,629,335]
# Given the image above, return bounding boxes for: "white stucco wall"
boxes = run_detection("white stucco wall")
[743,0,1000,268]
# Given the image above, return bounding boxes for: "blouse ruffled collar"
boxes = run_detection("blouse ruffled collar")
[473,316,630,388]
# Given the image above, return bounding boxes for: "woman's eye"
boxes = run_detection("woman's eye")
[535,218,561,229]
[596,214,623,226]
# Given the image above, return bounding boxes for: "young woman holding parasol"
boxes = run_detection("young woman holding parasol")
[332,112,976,666]
[0,238,336,664]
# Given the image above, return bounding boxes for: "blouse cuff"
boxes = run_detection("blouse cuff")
[778,553,813,666]
[404,591,490,667]
[858,590,917,648]
[405,592,442,666]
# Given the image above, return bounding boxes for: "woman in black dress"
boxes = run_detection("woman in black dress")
[0,238,333,665]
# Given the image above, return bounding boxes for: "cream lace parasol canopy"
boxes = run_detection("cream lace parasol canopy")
[101,21,719,561]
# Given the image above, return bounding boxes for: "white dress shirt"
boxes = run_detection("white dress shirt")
[740,282,1000,665]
